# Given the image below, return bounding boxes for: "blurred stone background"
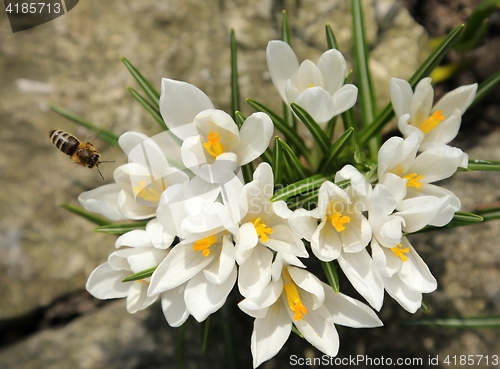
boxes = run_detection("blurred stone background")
[0,0,499,368]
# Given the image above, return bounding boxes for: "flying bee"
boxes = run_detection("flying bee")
[49,129,113,180]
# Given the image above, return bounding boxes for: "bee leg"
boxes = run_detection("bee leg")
[96,166,105,181]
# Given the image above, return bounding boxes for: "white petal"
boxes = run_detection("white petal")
[390,78,413,118]
[331,84,358,117]
[313,221,342,261]
[238,245,273,298]
[433,83,477,118]
[118,131,149,156]
[236,112,274,165]
[323,286,383,328]
[86,263,130,299]
[127,247,167,274]
[382,274,423,313]
[161,284,189,327]
[117,190,156,220]
[264,224,308,257]
[338,250,384,310]
[238,279,284,312]
[398,239,437,293]
[159,78,214,138]
[266,40,299,102]
[185,267,237,322]
[235,222,258,265]
[78,184,126,221]
[146,218,175,250]
[288,267,325,309]
[371,238,401,277]
[115,229,151,249]
[126,281,158,313]
[289,208,318,241]
[317,49,347,94]
[410,145,464,182]
[294,87,335,124]
[411,77,433,125]
[204,235,236,284]
[251,300,292,368]
[341,214,371,253]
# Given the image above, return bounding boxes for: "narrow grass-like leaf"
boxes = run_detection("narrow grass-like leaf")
[94,221,148,235]
[321,261,340,293]
[359,24,465,145]
[261,148,273,164]
[406,316,500,328]
[247,98,311,161]
[272,137,284,185]
[276,137,310,180]
[235,110,246,126]
[287,189,319,211]
[127,87,168,130]
[325,24,339,50]
[176,321,186,369]
[319,127,354,173]
[241,163,254,184]
[474,206,500,221]
[59,203,112,226]
[471,69,500,107]
[230,29,241,122]
[290,102,330,154]
[122,266,157,282]
[271,175,348,202]
[454,0,500,51]
[281,10,292,46]
[458,159,500,171]
[49,103,120,148]
[201,315,211,355]
[121,56,160,106]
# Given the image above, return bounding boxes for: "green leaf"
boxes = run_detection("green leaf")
[230,29,241,122]
[271,175,349,202]
[359,24,465,145]
[405,316,500,328]
[94,221,148,235]
[127,86,168,130]
[454,0,500,51]
[247,98,311,162]
[122,266,157,282]
[319,127,354,173]
[321,261,340,293]
[272,136,284,185]
[471,69,500,108]
[474,206,500,221]
[48,103,120,148]
[121,56,160,106]
[276,137,310,181]
[281,10,292,46]
[325,24,339,50]
[234,111,246,126]
[290,102,330,154]
[201,315,211,355]
[408,211,484,234]
[59,203,112,226]
[459,159,500,171]
[241,163,254,184]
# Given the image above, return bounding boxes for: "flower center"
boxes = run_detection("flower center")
[193,235,218,257]
[133,180,165,202]
[203,131,225,158]
[283,269,308,321]
[403,173,424,189]
[419,110,445,134]
[253,218,273,242]
[326,204,351,232]
[391,243,410,262]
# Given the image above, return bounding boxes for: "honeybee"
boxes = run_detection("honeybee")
[49,129,112,180]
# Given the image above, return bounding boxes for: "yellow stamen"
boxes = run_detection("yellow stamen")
[327,212,351,232]
[419,110,445,134]
[391,243,410,262]
[253,218,273,243]
[137,279,150,284]
[193,235,218,257]
[283,269,308,321]
[203,131,225,158]
[308,83,315,88]
[403,173,424,189]
[133,180,164,202]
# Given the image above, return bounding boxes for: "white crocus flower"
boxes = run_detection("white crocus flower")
[239,262,382,368]
[378,132,463,227]
[86,242,169,314]
[148,231,237,322]
[159,78,273,183]
[235,162,308,298]
[266,40,358,124]
[390,77,476,155]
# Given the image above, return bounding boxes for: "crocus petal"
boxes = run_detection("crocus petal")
[159,78,214,139]
[235,222,259,265]
[126,282,158,313]
[390,78,413,117]
[313,221,342,261]
[117,190,156,220]
[115,229,152,249]
[381,274,423,313]
[266,40,299,102]
[118,131,149,156]
[264,224,308,257]
[432,83,477,118]
[236,112,274,165]
[371,238,401,277]
[409,145,464,182]
[238,245,273,298]
[185,267,237,322]
[251,300,292,368]
[239,279,284,313]
[204,235,235,284]
[161,283,189,327]
[323,286,383,328]
[86,263,130,299]
[293,87,335,124]
[410,77,433,124]
[338,250,384,310]
[331,84,358,117]
[398,239,437,293]
[341,214,371,253]
[288,267,325,309]
[317,49,347,94]
[289,208,318,241]
[78,184,126,221]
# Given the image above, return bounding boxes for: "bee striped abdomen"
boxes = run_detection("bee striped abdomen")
[49,129,80,156]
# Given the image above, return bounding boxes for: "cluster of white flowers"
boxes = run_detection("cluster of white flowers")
[78,40,476,367]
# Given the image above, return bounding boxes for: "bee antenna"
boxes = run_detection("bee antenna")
[97,166,105,181]
[100,160,115,163]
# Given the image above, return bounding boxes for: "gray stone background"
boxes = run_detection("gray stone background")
[0,0,499,368]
